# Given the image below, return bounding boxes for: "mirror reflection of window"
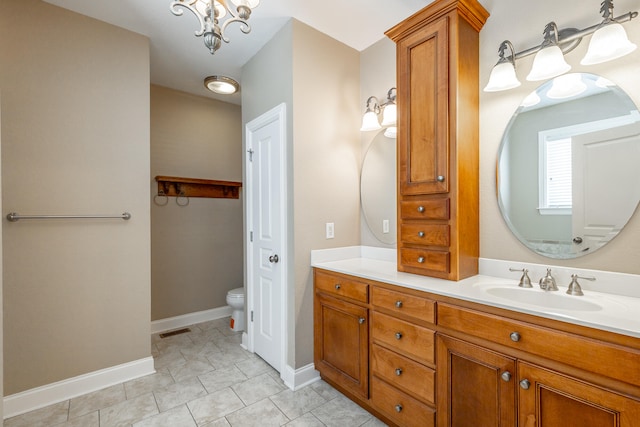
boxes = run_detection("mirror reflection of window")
[539,137,572,215]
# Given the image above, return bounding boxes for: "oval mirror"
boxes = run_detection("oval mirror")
[361,130,397,244]
[497,73,640,259]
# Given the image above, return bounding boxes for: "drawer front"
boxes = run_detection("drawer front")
[371,312,435,365]
[400,223,450,246]
[314,270,368,303]
[371,344,435,404]
[438,303,640,387]
[399,248,449,273]
[371,286,435,324]
[371,376,435,427]
[400,199,449,220]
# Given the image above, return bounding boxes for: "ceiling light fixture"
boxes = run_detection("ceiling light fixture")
[170,0,260,55]
[360,88,397,135]
[484,0,637,92]
[204,75,240,94]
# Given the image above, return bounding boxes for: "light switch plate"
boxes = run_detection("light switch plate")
[326,222,334,239]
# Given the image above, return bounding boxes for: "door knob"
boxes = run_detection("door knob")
[269,254,279,263]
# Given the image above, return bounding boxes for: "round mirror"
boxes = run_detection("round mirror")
[497,73,640,259]
[361,130,397,244]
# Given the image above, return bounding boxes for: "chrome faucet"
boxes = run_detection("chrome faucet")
[539,268,558,291]
[566,274,596,296]
[509,268,532,288]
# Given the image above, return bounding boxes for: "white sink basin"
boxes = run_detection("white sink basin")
[485,287,603,312]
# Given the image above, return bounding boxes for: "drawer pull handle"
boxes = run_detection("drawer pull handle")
[395,368,403,376]
[437,175,445,182]
[334,284,341,290]
[501,371,512,382]
[417,206,425,213]
[358,317,366,325]
[510,332,521,342]
[520,379,531,390]
[395,300,403,308]
[395,332,403,340]
[418,231,425,238]
[417,256,425,264]
[395,404,403,413]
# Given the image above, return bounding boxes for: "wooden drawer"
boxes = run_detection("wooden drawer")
[371,376,435,427]
[371,286,435,324]
[400,223,449,246]
[371,344,435,404]
[399,248,449,273]
[314,270,368,303]
[371,312,435,365]
[400,198,449,220]
[438,303,640,388]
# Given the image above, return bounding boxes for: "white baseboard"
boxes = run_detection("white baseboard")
[240,332,248,350]
[150,306,233,334]
[3,357,155,419]
[281,363,320,391]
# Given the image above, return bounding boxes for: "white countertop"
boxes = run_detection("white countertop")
[311,246,640,339]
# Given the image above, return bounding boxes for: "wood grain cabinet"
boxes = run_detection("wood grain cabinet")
[386,0,489,280]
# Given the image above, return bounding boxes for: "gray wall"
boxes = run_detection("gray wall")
[0,0,151,394]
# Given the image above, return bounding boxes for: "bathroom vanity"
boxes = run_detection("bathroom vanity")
[312,249,640,427]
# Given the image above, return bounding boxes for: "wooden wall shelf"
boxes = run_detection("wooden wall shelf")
[154,176,242,199]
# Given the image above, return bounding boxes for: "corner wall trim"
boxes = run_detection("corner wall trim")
[150,306,233,334]
[3,357,155,419]
[281,363,320,391]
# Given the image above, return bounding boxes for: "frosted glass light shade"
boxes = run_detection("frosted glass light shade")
[381,103,397,126]
[484,61,521,92]
[384,126,397,139]
[526,45,571,81]
[546,73,587,99]
[360,111,381,131]
[581,23,637,65]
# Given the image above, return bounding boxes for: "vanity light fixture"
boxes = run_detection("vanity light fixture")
[484,0,637,92]
[204,75,240,94]
[169,0,260,55]
[360,88,397,134]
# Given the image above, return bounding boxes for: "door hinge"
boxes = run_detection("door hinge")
[247,148,254,162]
[251,310,254,322]
[250,231,253,242]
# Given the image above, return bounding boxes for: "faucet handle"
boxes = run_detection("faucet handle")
[509,268,533,288]
[566,274,596,296]
[539,268,558,291]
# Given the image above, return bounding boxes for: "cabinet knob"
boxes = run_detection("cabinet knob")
[417,206,425,213]
[395,332,403,340]
[395,300,403,308]
[395,368,403,376]
[358,317,366,324]
[418,231,425,238]
[510,332,521,342]
[519,379,531,390]
[334,284,341,290]
[501,371,512,382]
[417,256,425,264]
[395,404,403,413]
[437,175,445,182]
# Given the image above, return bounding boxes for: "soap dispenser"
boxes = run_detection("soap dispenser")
[539,268,558,291]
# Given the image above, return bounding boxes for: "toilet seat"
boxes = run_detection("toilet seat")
[227,287,244,299]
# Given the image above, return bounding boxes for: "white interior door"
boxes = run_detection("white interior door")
[245,104,287,373]
[572,122,640,252]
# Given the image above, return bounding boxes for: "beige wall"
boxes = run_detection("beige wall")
[150,85,243,320]
[479,0,640,274]
[0,0,151,394]
[242,19,361,369]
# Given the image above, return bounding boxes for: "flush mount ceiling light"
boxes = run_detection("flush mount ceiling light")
[204,75,240,94]
[360,88,397,135]
[170,0,260,55]
[484,0,637,92]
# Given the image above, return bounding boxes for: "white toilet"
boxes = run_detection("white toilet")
[226,287,245,332]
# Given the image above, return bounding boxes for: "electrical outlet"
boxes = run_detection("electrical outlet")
[326,222,335,239]
[383,219,390,234]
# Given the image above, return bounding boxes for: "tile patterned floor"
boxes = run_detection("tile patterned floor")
[5,318,387,427]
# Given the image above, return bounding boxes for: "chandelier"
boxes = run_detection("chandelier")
[169,0,260,54]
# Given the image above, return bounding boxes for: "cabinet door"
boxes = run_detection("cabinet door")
[436,335,516,427]
[518,362,640,427]
[397,16,449,196]
[314,294,369,399]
